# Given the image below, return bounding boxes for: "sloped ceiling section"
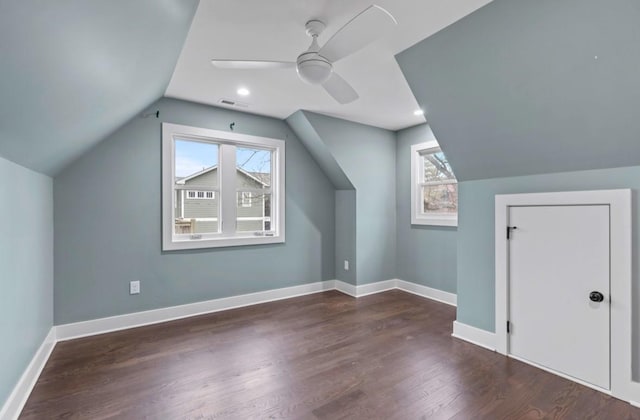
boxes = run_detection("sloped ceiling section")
[286,111,354,190]
[396,0,640,181]
[0,0,199,175]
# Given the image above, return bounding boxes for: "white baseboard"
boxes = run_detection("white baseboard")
[629,382,640,407]
[333,280,357,297]
[56,279,457,341]
[334,279,458,304]
[396,279,457,306]
[452,321,496,351]
[0,328,56,420]
[57,280,336,341]
[334,279,396,297]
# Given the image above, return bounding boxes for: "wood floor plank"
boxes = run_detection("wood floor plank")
[18,290,640,419]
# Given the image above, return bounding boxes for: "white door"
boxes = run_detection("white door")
[508,205,610,389]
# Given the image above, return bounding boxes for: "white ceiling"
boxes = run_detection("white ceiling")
[165,0,491,131]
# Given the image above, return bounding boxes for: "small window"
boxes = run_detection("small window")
[411,141,457,226]
[163,123,285,250]
[186,190,215,200]
[241,192,252,207]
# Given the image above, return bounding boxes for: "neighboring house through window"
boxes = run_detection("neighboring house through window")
[411,140,458,226]
[162,123,285,250]
[186,190,215,199]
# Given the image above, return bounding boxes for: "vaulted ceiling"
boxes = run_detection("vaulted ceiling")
[0,0,198,175]
[1,0,495,176]
[8,0,640,182]
[396,0,640,181]
[166,0,490,131]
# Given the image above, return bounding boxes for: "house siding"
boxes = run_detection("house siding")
[177,168,268,232]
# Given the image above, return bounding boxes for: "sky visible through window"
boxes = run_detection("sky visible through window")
[175,139,271,178]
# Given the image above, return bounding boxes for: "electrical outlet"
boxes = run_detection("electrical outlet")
[344,260,349,271]
[130,280,140,295]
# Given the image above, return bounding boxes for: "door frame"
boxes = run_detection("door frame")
[495,189,632,401]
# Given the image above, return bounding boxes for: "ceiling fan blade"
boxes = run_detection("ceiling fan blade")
[318,5,397,63]
[322,72,359,104]
[211,60,296,70]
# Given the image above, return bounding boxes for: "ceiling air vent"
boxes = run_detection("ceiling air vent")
[219,99,249,108]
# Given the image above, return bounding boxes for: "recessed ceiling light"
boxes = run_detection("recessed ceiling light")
[414,109,424,116]
[237,87,250,96]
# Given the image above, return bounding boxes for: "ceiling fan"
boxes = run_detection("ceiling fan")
[211,5,397,105]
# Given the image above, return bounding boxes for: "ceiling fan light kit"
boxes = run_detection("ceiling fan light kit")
[210,5,397,105]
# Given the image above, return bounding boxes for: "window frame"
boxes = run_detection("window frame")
[410,140,458,227]
[162,123,285,251]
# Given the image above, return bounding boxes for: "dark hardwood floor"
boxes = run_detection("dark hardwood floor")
[20,290,640,419]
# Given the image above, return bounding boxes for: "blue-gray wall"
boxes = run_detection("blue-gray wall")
[456,166,640,379]
[335,190,357,284]
[0,156,53,409]
[285,111,353,190]
[396,0,640,181]
[286,111,357,285]
[396,124,457,293]
[53,98,336,324]
[290,111,397,285]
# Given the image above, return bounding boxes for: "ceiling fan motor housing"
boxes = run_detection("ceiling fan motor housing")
[297,20,332,85]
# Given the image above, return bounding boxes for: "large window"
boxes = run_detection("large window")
[162,123,285,250]
[411,141,457,226]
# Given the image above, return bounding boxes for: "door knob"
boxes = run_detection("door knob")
[589,291,604,302]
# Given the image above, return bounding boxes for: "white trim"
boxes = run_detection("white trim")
[334,279,396,298]
[0,328,56,420]
[333,280,358,297]
[162,123,285,251]
[396,279,457,306]
[57,281,335,341]
[410,141,458,227]
[507,353,612,395]
[334,279,458,304]
[630,383,640,407]
[452,321,496,351]
[495,189,635,402]
[55,279,458,341]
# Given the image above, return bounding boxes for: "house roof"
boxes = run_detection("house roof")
[177,165,270,187]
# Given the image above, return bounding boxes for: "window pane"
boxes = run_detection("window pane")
[175,139,219,187]
[174,190,219,234]
[423,152,455,182]
[422,184,458,214]
[236,192,272,232]
[236,147,271,188]
[174,139,219,235]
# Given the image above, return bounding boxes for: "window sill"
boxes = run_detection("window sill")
[163,234,285,251]
[411,216,458,227]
